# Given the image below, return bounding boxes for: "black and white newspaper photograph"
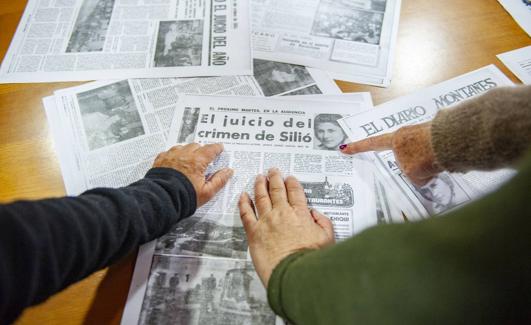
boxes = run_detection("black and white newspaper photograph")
[66,0,115,52]
[253,59,318,96]
[155,214,248,259]
[154,20,204,67]
[311,0,386,45]
[301,177,355,208]
[313,113,348,150]
[251,0,402,86]
[0,0,252,82]
[339,65,516,219]
[138,256,275,325]
[77,80,144,150]
[176,107,200,143]
[406,173,470,216]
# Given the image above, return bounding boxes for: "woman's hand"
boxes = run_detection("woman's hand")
[340,122,443,186]
[239,168,335,287]
[153,143,234,207]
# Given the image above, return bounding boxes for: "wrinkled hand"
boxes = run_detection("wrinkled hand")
[153,143,233,207]
[340,122,443,186]
[239,168,335,287]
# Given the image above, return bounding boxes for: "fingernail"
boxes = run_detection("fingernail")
[339,144,347,150]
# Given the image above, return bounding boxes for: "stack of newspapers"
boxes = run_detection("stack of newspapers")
[0,0,518,324]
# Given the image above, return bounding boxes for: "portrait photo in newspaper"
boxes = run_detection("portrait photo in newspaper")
[177,107,200,143]
[252,59,318,96]
[311,0,386,45]
[66,0,115,52]
[138,256,275,325]
[401,173,471,216]
[154,20,204,67]
[77,80,144,150]
[313,113,348,150]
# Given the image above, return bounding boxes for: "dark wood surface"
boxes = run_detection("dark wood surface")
[0,0,529,323]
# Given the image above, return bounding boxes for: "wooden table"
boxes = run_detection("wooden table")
[0,0,529,323]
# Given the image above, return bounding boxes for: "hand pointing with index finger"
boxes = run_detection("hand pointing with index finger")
[339,121,443,186]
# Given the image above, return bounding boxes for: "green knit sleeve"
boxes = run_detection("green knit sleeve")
[431,86,531,172]
[267,151,531,325]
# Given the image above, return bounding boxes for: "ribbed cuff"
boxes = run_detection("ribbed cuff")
[267,250,312,321]
[145,167,197,216]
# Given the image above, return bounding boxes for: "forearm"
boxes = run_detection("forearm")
[268,151,531,324]
[0,168,196,324]
[431,85,531,172]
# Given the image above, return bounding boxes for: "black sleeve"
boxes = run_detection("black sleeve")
[0,167,196,324]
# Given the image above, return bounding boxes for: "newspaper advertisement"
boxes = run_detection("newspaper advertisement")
[498,45,531,84]
[120,95,377,324]
[43,60,344,195]
[0,0,252,83]
[498,0,531,37]
[339,65,517,220]
[251,0,402,86]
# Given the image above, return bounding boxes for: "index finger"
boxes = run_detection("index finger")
[195,143,224,162]
[340,133,394,155]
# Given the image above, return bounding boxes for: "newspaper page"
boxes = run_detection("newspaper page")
[498,45,531,84]
[251,0,402,87]
[121,95,377,325]
[498,0,531,37]
[43,60,345,195]
[339,65,517,220]
[0,0,251,83]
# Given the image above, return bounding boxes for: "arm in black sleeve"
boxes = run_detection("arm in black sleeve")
[0,167,196,324]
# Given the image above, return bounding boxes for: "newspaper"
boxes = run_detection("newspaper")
[498,45,531,84]
[0,0,252,83]
[43,60,346,195]
[339,65,517,220]
[498,0,531,37]
[121,95,377,324]
[251,0,402,87]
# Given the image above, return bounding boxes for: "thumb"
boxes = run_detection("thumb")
[199,168,234,205]
[310,209,335,244]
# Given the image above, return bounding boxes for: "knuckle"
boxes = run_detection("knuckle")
[254,192,270,203]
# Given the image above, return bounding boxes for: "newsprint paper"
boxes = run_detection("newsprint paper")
[498,45,531,84]
[43,59,345,195]
[498,0,531,37]
[0,0,251,83]
[251,0,401,86]
[339,65,517,220]
[121,95,377,325]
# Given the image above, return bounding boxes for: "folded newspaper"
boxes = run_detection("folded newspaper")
[339,65,517,220]
[251,0,402,86]
[121,94,378,325]
[1,0,252,83]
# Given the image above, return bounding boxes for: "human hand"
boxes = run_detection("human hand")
[339,122,442,186]
[153,143,233,207]
[239,169,335,287]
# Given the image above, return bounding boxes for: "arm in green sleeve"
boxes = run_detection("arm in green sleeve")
[431,85,531,172]
[268,151,531,325]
